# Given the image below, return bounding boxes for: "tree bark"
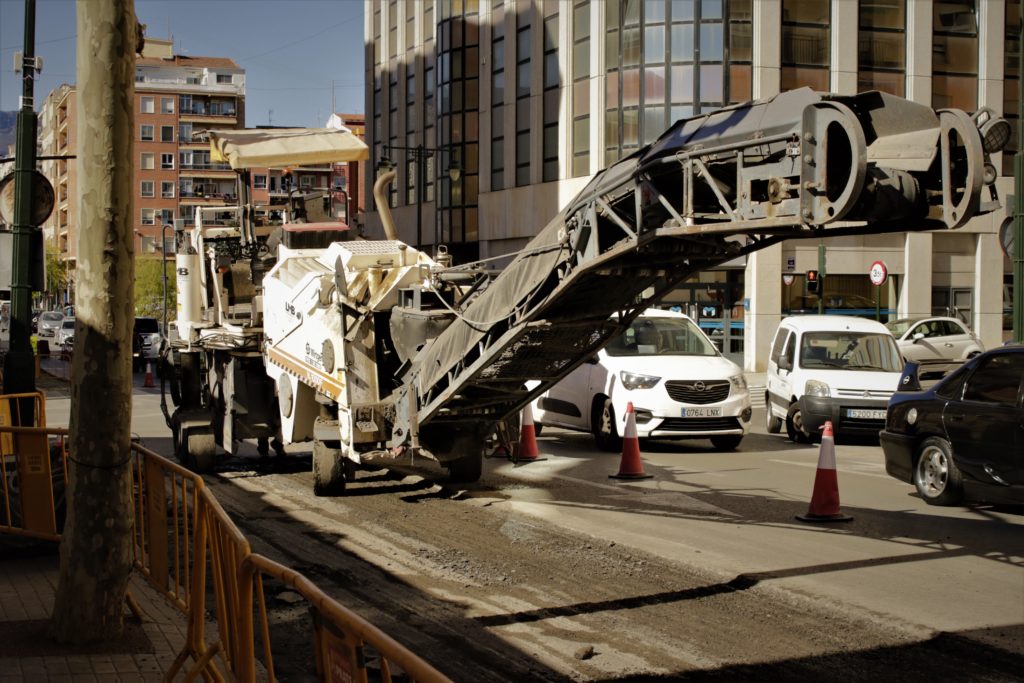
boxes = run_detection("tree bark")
[50,0,137,644]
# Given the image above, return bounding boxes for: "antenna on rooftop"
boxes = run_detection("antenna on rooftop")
[268,109,274,126]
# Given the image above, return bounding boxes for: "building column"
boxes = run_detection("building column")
[975,230,1004,345]
[830,0,858,94]
[900,232,933,319]
[744,0,783,372]
[905,0,933,105]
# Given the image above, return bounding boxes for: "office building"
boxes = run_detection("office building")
[364,0,1019,370]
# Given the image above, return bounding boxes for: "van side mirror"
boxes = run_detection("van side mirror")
[778,355,792,371]
[584,354,599,365]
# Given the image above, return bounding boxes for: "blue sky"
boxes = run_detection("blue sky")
[0,0,366,126]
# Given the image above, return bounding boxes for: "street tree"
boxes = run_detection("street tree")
[134,257,176,318]
[50,0,139,643]
[44,240,68,309]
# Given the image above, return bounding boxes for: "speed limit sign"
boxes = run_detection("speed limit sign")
[869,260,888,286]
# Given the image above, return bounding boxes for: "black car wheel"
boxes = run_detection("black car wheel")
[913,436,964,506]
[710,435,743,451]
[765,393,783,434]
[786,402,812,444]
[593,398,621,452]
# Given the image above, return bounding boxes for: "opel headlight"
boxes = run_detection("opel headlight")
[729,374,747,390]
[620,371,661,391]
[805,379,831,398]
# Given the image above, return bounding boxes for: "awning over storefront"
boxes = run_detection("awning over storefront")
[209,127,369,170]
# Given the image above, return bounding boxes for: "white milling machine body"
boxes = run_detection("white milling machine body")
[164,90,1009,496]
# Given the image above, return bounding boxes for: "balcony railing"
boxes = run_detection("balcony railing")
[179,162,233,171]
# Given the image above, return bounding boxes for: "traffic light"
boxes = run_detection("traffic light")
[806,269,820,293]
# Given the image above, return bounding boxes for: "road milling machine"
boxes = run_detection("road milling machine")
[163,88,1008,494]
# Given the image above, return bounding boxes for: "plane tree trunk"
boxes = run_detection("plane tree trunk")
[50,0,138,644]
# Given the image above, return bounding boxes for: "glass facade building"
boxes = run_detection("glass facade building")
[365,0,1019,369]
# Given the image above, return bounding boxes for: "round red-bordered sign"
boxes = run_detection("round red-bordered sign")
[869,260,888,286]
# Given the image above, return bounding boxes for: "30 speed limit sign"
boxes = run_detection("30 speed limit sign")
[869,260,888,286]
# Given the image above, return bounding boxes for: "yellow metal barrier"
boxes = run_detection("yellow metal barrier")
[0,393,67,541]
[1,423,449,682]
[238,553,451,683]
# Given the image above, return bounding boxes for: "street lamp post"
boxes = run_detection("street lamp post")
[381,144,460,251]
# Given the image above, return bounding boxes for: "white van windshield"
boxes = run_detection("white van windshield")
[799,332,903,372]
[606,317,719,357]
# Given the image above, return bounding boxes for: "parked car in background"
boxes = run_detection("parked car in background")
[885,316,984,361]
[36,311,64,338]
[55,317,76,347]
[880,347,1023,506]
[531,309,752,452]
[132,317,161,372]
[765,316,904,443]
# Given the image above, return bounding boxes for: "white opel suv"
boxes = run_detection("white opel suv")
[532,309,752,451]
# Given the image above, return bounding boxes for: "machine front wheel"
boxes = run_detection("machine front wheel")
[313,440,348,496]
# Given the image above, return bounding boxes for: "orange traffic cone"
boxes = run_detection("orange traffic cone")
[609,402,653,480]
[144,361,155,388]
[516,403,545,463]
[796,421,853,522]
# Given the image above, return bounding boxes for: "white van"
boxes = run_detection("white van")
[765,316,903,442]
[532,309,751,451]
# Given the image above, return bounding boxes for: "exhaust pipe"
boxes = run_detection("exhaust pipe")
[373,169,399,241]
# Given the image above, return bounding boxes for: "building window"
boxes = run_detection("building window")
[140,96,154,114]
[161,181,175,198]
[253,174,267,190]
[179,123,193,142]
[300,175,313,189]
[179,94,192,113]
[141,124,154,141]
[858,0,906,96]
[161,153,174,169]
[160,209,175,225]
[1004,0,1020,176]
[141,208,156,225]
[543,6,561,182]
[161,97,174,114]
[140,181,154,198]
[515,17,531,187]
[491,15,505,192]
[216,74,233,84]
[933,1,978,111]
[570,1,589,178]
[141,153,155,170]
[781,0,830,91]
[161,126,174,143]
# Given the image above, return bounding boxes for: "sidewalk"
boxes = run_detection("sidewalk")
[3,362,192,681]
[0,544,190,682]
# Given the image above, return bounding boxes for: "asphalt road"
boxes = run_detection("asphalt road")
[41,369,1024,680]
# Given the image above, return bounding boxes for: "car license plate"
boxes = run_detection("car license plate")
[681,407,722,417]
[846,408,886,419]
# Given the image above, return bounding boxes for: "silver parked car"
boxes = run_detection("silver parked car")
[36,311,64,338]
[885,316,984,361]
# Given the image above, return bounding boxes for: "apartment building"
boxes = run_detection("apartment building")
[364,0,1020,370]
[39,38,246,294]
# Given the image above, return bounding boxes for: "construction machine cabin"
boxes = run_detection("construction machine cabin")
[162,88,1007,495]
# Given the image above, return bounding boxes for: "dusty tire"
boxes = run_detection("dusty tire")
[187,432,217,473]
[593,398,621,452]
[765,394,783,434]
[313,440,347,496]
[913,436,963,506]
[786,403,811,444]
[446,452,483,483]
[710,435,743,451]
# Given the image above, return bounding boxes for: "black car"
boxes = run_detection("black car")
[880,346,1024,506]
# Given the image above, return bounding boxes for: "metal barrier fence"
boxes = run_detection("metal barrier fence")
[1,415,449,682]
